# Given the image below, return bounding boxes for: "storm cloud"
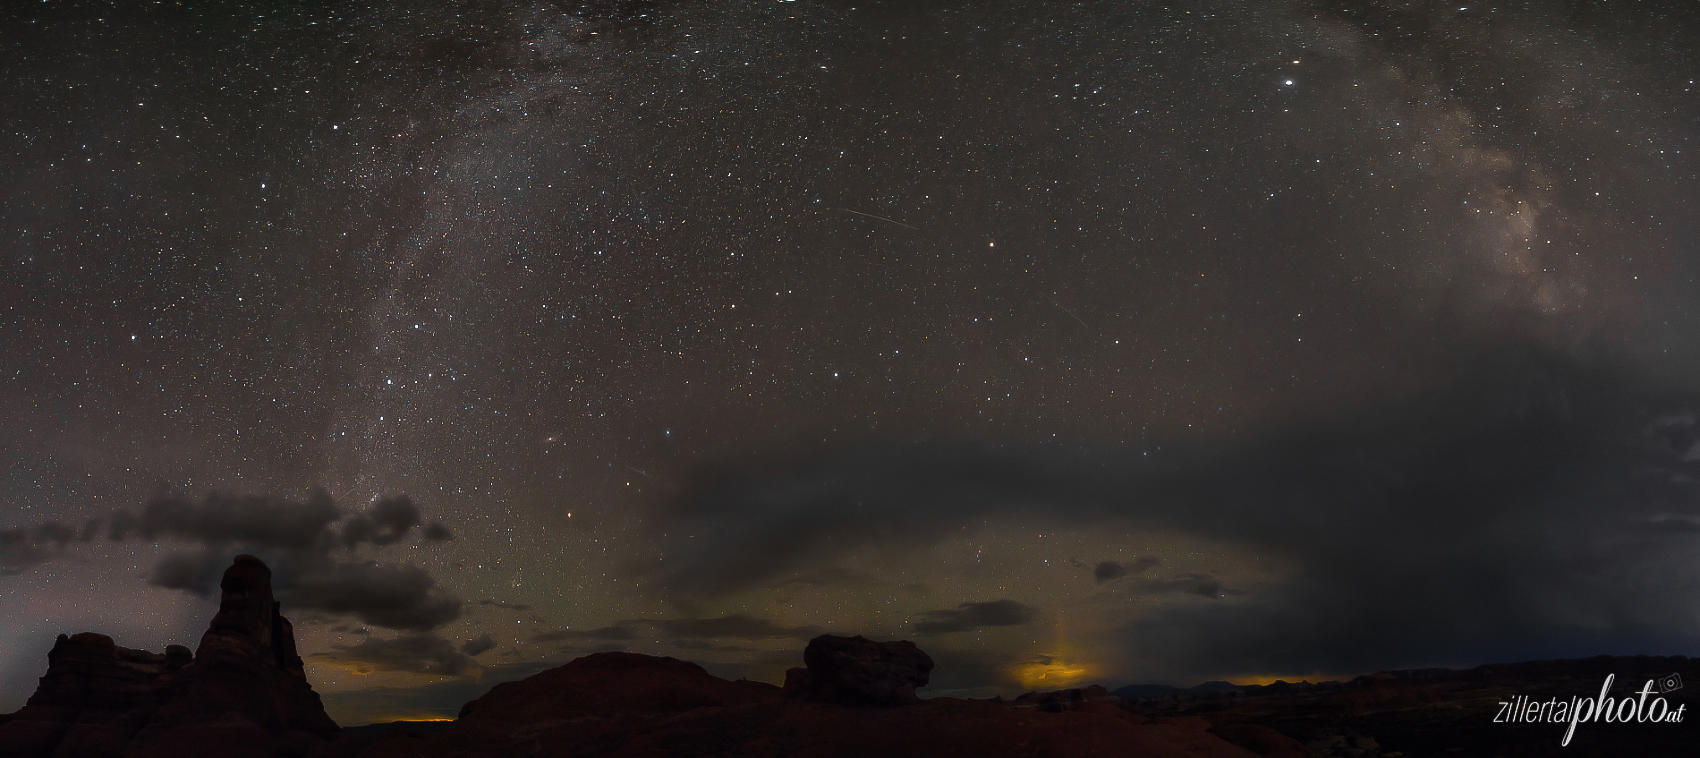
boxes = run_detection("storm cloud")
[287,562,462,632]
[651,346,1700,680]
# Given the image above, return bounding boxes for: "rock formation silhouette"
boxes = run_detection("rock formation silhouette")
[7,570,1689,757]
[341,636,1258,758]
[0,555,340,758]
[781,633,934,706]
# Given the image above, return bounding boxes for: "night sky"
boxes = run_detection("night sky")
[4,0,1700,725]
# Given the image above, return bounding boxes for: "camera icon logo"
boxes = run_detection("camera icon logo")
[1657,673,1683,694]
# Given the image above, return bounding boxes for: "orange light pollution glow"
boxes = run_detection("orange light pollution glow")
[1013,655,1091,691]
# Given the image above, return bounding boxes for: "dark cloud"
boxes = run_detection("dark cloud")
[288,562,462,632]
[461,634,496,657]
[149,550,222,593]
[476,599,532,611]
[1,518,113,574]
[34,522,76,545]
[651,346,1700,680]
[340,495,422,548]
[142,549,462,632]
[912,600,1039,634]
[1189,580,1223,599]
[107,511,136,541]
[313,633,477,676]
[0,528,51,575]
[4,488,459,632]
[1093,561,1126,582]
[4,489,450,580]
[652,442,1104,601]
[1093,556,1159,583]
[46,489,469,631]
[135,488,342,550]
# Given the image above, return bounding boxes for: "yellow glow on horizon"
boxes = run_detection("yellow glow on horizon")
[1014,658,1091,690]
[304,659,484,694]
[360,714,456,723]
[311,659,380,676]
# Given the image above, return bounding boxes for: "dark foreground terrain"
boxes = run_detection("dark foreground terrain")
[1115,655,1696,757]
[1,556,1693,757]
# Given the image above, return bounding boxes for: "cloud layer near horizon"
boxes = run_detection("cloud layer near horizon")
[651,346,1700,680]
[0,490,460,632]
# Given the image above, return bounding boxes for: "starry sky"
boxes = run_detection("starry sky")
[3,0,1700,725]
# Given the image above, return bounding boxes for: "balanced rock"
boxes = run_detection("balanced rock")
[782,634,933,706]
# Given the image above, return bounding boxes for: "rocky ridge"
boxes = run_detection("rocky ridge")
[342,636,1266,758]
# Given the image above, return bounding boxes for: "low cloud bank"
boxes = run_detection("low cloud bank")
[651,346,1700,680]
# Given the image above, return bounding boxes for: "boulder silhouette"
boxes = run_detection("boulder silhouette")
[782,634,933,706]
